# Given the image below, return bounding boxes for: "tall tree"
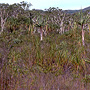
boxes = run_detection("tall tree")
[0,2,27,34]
[35,15,45,41]
[0,4,9,33]
[76,11,89,46]
[20,1,32,10]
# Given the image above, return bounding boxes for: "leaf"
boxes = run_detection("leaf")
[85,59,90,64]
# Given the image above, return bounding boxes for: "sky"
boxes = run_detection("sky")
[0,0,90,10]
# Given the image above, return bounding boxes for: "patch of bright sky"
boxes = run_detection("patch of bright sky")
[0,0,90,10]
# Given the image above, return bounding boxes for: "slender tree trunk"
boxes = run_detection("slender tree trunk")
[44,25,48,36]
[60,20,64,34]
[28,25,31,34]
[82,25,85,46]
[0,17,6,34]
[1,18,4,33]
[40,27,43,41]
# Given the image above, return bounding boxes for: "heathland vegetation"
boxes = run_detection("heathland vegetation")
[0,1,90,90]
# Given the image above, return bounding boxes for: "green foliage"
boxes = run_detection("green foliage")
[1,23,90,90]
[35,15,45,27]
[0,3,90,89]
[75,10,89,26]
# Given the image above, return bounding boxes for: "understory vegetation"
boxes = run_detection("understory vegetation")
[0,28,90,90]
[0,1,90,90]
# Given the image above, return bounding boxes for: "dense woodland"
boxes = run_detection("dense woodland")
[0,1,90,90]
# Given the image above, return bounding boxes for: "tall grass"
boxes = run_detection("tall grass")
[0,28,90,90]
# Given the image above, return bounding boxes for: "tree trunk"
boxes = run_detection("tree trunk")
[82,25,85,46]
[28,25,31,34]
[1,18,4,33]
[0,17,6,34]
[60,20,64,34]
[40,27,43,41]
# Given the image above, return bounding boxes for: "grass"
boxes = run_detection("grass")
[0,28,90,90]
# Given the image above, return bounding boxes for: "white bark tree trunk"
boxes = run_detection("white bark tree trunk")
[40,27,43,41]
[0,17,6,34]
[82,25,85,46]
[1,18,4,32]
[0,9,8,34]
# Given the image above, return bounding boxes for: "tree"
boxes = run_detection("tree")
[20,1,32,10]
[0,3,23,33]
[35,15,45,41]
[76,11,89,46]
[20,1,33,33]
[48,7,68,34]
[0,2,32,34]
[0,4,9,33]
